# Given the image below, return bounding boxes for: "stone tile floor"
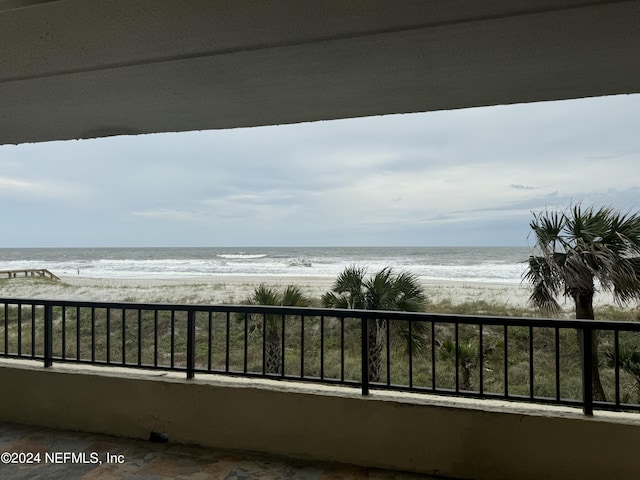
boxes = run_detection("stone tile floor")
[0,422,441,479]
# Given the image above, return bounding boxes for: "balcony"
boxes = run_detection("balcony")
[2,297,640,479]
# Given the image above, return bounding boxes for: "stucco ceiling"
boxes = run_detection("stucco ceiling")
[1,0,639,145]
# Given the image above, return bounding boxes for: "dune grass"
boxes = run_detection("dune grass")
[1,287,639,406]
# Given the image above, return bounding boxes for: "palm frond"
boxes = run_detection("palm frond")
[605,346,640,379]
[333,264,366,294]
[281,284,309,307]
[364,267,394,310]
[321,291,350,309]
[529,208,564,253]
[610,257,640,305]
[248,283,279,306]
[524,255,561,315]
[391,318,428,353]
[525,203,640,312]
[394,270,426,312]
[323,265,428,355]
[331,264,366,309]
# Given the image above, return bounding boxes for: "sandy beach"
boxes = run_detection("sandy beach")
[0,274,549,309]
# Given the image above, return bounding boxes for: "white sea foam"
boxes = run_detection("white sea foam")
[0,246,530,284]
[216,253,269,259]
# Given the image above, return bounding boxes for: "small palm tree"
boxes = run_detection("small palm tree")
[524,203,640,401]
[322,265,426,383]
[439,338,480,391]
[605,346,640,404]
[243,284,310,374]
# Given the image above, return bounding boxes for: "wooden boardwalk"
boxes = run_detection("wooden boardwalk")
[0,269,60,280]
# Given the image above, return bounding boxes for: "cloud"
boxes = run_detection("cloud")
[0,176,36,191]
[0,175,86,202]
[1,93,640,247]
[132,209,204,221]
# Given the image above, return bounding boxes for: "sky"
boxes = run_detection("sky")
[1,94,639,248]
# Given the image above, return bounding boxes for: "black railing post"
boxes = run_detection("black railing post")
[581,327,594,416]
[361,317,369,396]
[186,310,196,379]
[44,304,53,368]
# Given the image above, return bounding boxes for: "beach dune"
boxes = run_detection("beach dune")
[0,274,540,308]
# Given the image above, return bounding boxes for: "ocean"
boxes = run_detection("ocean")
[0,247,531,284]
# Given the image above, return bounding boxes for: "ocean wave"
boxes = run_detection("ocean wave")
[0,247,530,283]
[287,258,312,267]
[216,254,268,259]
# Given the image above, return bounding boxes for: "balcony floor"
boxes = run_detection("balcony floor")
[0,422,437,479]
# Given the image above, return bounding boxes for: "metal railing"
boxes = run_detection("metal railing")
[0,269,60,280]
[2,297,640,416]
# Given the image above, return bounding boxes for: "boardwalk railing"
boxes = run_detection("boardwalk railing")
[2,297,640,416]
[0,269,60,280]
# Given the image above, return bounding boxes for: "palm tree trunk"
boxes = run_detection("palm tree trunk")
[574,291,607,402]
[265,320,282,375]
[461,363,472,391]
[367,319,383,383]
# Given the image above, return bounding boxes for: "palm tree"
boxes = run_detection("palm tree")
[244,284,310,374]
[524,203,640,401]
[439,338,479,391]
[321,265,426,383]
[605,346,640,404]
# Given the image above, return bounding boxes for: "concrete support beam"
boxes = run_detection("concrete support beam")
[2,1,640,145]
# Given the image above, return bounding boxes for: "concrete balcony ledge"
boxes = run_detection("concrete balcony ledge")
[1,359,639,480]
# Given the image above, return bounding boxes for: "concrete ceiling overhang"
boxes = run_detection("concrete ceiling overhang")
[1,0,639,145]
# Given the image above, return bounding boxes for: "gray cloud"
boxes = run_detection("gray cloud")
[1,94,639,247]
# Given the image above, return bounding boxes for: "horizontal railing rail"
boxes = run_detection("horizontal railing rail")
[0,269,60,280]
[2,297,640,416]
